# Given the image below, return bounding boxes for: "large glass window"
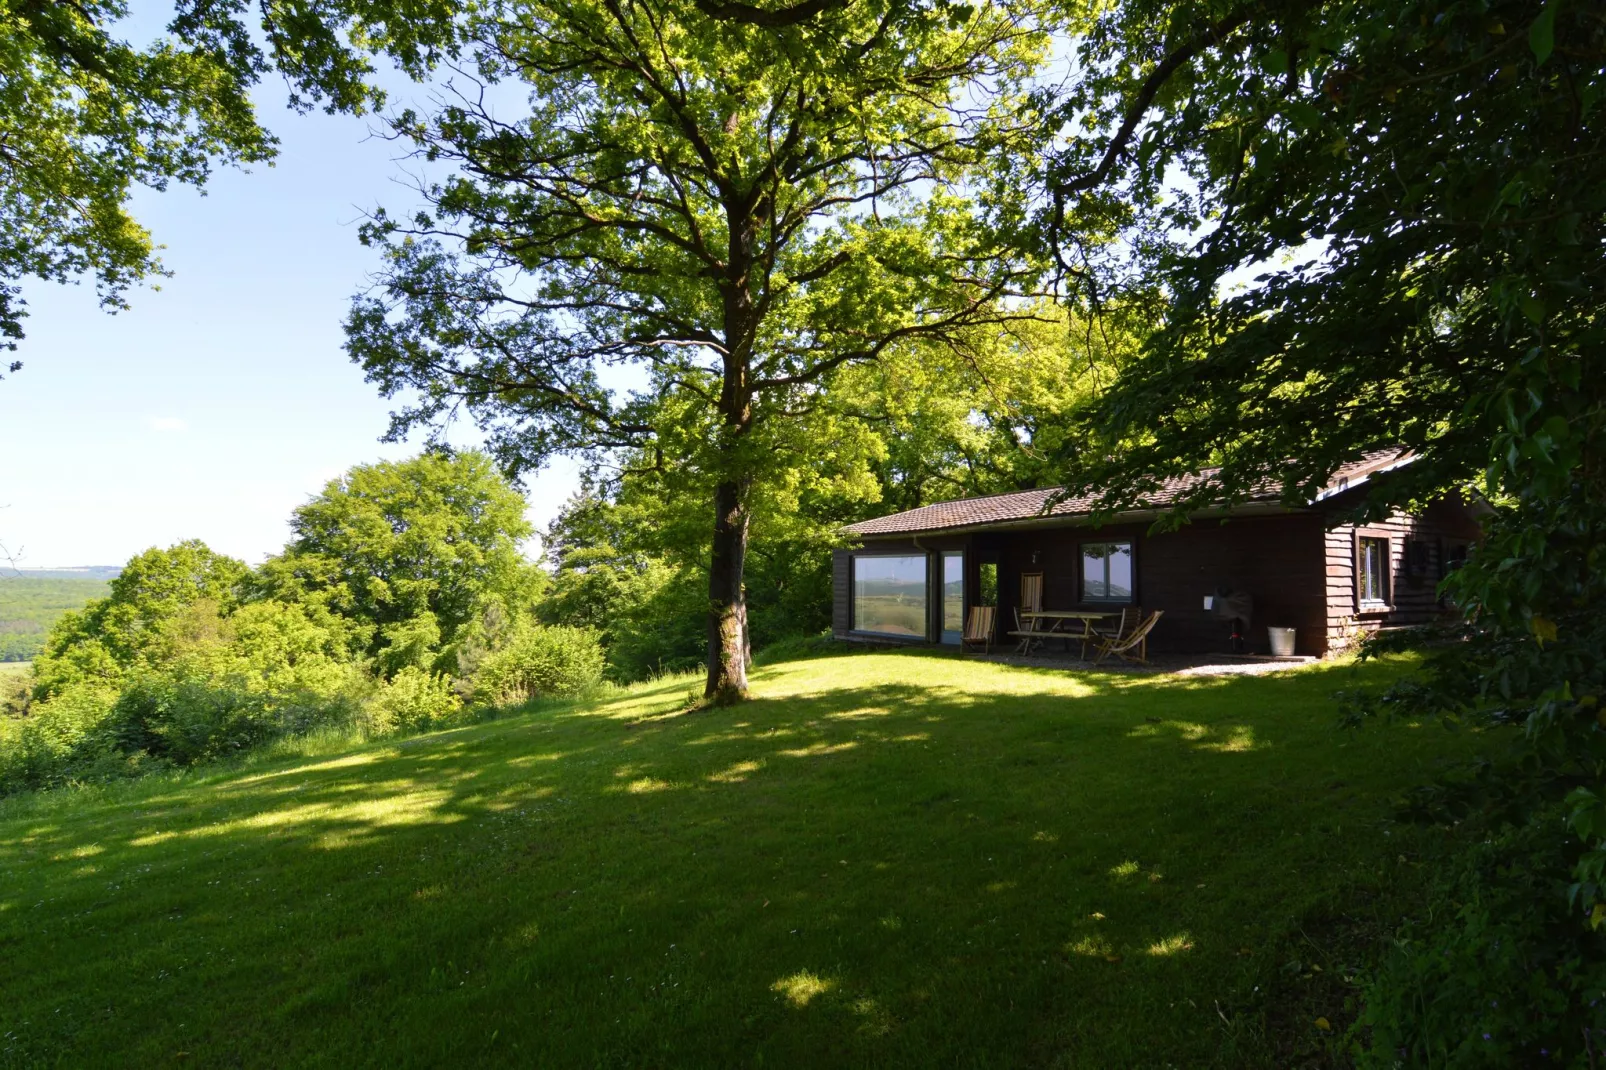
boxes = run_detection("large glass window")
[940,552,964,644]
[1081,541,1134,602]
[1358,536,1389,605]
[853,555,928,637]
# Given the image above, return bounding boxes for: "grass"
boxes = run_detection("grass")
[0,650,1494,1067]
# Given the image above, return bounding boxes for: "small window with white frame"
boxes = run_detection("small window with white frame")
[1357,536,1390,608]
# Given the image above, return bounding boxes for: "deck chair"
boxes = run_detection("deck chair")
[1091,610,1163,666]
[1093,606,1145,641]
[960,606,997,655]
[1020,572,1044,614]
[1081,606,1138,659]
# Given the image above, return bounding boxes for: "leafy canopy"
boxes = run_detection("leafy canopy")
[347,0,1050,468]
[31,539,248,700]
[255,451,541,674]
[343,0,1053,697]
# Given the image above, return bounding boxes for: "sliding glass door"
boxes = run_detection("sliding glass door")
[940,552,964,644]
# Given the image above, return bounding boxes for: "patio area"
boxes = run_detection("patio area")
[971,649,1320,677]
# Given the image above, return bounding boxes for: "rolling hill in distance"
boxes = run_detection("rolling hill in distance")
[0,569,120,662]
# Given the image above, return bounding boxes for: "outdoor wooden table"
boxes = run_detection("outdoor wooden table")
[1014,610,1113,656]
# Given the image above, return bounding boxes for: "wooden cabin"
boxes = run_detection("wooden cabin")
[831,452,1484,658]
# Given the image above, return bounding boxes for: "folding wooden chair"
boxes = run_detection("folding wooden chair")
[1091,610,1163,665]
[1093,605,1145,642]
[1008,606,1033,654]
[960,605,997,655]
[1020,572,1044,614]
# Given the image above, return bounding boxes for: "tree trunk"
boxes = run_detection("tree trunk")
[706,190,761,703]
[705,477,751,703]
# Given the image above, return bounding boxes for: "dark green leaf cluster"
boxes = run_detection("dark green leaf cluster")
[1044,1,1604,519]
[1030,0,1606,1054]
[1357,806,1606,1068]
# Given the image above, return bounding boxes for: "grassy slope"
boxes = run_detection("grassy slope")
[0,652,1490,1067]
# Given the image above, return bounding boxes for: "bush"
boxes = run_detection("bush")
[0,599,367,794]
[472,624,605,706]
[365,666,463,734]
[0,683,121,792]
[116,676,278,765]
[107,672,359,766]
[1358,809,1606,1068]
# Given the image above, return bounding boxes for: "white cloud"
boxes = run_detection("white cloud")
[148,416,188,432]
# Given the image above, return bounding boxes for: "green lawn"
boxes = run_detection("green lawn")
[0,651,1491,1067]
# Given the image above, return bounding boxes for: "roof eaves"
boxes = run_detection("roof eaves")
[1310,452,1418,504]
[849,499,1306,540]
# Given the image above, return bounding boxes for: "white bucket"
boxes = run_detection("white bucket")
[1268,627,1296,657]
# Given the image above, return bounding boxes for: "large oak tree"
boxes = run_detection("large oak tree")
[344,0,1048,700]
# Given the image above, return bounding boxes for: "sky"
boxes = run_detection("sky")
[0,76,582,569]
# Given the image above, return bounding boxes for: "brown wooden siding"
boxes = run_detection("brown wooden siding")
[1142,515,1329,655]
[1318,496,1483,652]
[987,514,1329,656]
[831,549,851,635]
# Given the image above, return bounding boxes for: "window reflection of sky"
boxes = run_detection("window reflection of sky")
[1082,542,1133,602]
[853,556,927,636]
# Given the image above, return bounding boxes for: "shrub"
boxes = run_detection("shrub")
[117,675,278,765]
[0,683,121,792]
[1357,809,1606,1068]
[366,666,463,734]
[0,600,367,793]
[471,624,605,706]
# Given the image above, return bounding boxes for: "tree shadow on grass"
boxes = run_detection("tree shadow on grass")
[0,653,1465,1068]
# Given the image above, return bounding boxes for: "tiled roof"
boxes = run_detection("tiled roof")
[844,450,1410,538]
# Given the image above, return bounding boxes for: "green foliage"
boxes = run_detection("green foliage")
[341,0,1050,696]
[31,540,248,700]
[838,305,1141,513]
[0,682,121,791]
[470,623,605,706]
[0,452,547,793]
[0,0,269,353]
[1,595,363,791]
[1037,0,1604,516]
[0,578,109,661]
[533,304,1128,680]
[1028,1,1606,1052]
[254,451,541,675]
[365,665,462,735]
[540,488,719,679]
[1358,807,1606,1068]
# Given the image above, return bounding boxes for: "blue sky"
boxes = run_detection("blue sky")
[0,82,581,568]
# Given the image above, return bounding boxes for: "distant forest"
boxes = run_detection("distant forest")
[0,577,114,661]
